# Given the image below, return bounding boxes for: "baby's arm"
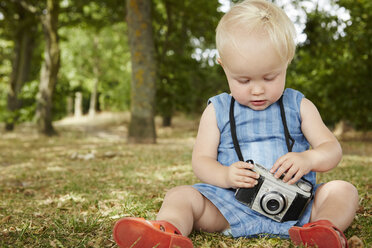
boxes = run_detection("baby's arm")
[192,103,259,188]
[270,98,342,184]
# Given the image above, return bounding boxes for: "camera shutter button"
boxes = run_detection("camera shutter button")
[296,181,312,192]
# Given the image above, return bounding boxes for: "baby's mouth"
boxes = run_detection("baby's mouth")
[251,100,267,106]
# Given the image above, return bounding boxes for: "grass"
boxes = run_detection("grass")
[0,112,371,247]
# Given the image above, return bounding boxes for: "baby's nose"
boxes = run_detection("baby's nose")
[251,83,264,95]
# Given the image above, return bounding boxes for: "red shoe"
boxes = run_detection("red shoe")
[289,220,348,248]
[113,217,193,248]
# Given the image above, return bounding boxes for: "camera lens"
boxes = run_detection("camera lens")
[267,199,280,211]
[260,191,286,215]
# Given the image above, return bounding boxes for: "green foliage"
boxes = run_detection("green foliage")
[335,0,372,129]
[59,22,131,113]
[153,0,225,121]
[0,0,129,125]
[287,0,372,130]
[0,0,370,130]
[0,0,43,124]
[58,0,125,29]
[17,80,39,122]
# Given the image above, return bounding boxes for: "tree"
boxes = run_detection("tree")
[287,0,372,130]
[336,0,372,130]
[59,23,131,115]
[153,0,222,126]
[0,1,38,131]
[58,0,127,117]
[2,0,128,132]
[126,0,157,143]
[34,0,60,135]
[10,0,61,135]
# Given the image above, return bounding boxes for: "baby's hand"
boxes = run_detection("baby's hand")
[270,152,313,184]
[226,161,260,189]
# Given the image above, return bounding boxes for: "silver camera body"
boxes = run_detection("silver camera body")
[235,161,313,222]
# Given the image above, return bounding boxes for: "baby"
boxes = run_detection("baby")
[113,1,359,247]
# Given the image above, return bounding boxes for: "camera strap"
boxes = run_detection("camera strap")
[229,95,295,162]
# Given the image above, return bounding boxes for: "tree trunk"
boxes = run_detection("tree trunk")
[89,35,100,117]
[5,4,36,131]
[66,95,74,116]
[88,78,98,117]
[35,0,60,136]
[74,92,83,118]
[162,115,172,127]
[126,0,157,144]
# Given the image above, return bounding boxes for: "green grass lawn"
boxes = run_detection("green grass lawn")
[0,113,371,247]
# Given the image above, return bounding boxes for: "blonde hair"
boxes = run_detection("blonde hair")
[216,0,296,63]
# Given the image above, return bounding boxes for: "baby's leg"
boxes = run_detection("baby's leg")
[156,185,229,236]
[289,180,358,248]
[310,180,359,231]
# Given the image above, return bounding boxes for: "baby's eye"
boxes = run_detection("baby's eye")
[264,76,276,81]
[238,79,250,84]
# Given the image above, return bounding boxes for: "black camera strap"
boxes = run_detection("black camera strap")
[229,95,295,162]
[279,95,295,153]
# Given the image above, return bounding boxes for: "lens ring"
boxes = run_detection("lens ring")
[260,191,286,215]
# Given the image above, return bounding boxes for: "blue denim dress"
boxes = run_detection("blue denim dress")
[192,88,319,238]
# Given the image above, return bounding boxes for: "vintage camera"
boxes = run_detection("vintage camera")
[235,160,313,222]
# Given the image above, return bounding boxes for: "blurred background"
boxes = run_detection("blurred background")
[0,0,371,138]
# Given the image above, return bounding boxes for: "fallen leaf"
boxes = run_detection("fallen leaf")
[35,226,47,234]
[348,235,364,248]
[0,215,11,224]
[1,229,9,237]
[50,240,57,248]
[24,189,36,197]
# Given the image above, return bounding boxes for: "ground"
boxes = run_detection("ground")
[0,112,371,247]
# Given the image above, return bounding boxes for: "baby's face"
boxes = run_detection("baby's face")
[219,32,287,110]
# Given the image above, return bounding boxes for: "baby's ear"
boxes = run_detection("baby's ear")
[217,58,223,66]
